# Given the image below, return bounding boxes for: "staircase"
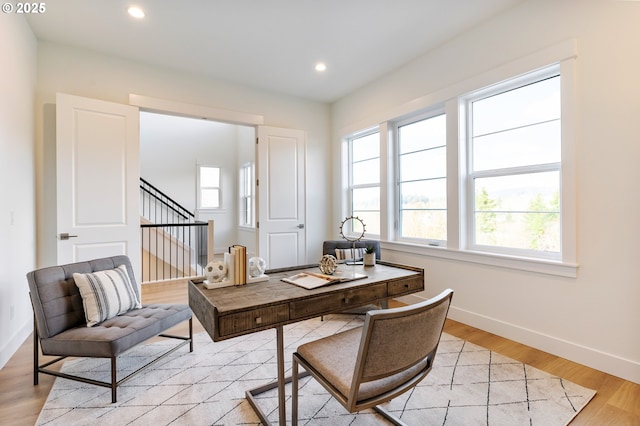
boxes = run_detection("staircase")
[140,178,210,283]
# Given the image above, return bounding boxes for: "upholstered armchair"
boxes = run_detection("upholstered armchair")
[292,289,454,425]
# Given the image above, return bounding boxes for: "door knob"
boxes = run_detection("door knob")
[60,233,78,240]
[297,224,305,229]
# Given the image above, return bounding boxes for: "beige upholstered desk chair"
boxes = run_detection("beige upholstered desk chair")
[291,288,453,425]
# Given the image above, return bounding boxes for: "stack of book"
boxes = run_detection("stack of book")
[223,244,247,285]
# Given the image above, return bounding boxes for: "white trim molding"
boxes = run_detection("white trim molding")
[448,306,640,385]
[0,321,32,369]
[382,240,578,278]
[129,94,264,126]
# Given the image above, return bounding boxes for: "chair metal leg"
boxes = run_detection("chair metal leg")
[34,321,192,403]
[373,405,410,426]
[111,357,117,403]
[33,316,39,385]
[292,357,299,426]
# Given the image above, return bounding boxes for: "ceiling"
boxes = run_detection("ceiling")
[25,0,525,103]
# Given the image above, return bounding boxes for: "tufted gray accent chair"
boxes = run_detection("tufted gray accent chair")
[27,255,193,403]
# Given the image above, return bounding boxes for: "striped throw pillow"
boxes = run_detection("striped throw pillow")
[334,247,366,261]
[73,265,141,327]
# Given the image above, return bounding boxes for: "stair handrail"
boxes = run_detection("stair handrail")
[140,177,194,222]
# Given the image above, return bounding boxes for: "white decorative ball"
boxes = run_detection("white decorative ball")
[248,256,267,277]
[204,261,227,283]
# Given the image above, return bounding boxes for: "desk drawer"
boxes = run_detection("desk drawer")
[388,276,424,296]
[219,305,289,336]
[290,283,387,319]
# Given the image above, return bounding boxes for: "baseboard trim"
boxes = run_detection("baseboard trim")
[448,306,640,385]
[0,320,32,369]
[392,293,424,305]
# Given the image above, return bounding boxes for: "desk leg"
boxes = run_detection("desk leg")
[276,325,286,423]
[246,325,290,425]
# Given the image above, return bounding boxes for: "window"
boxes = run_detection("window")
[342,45,575,275]
[239,162,254,227]
[349,130,380,235]
[464,68,561,258]
[197,165,221,209]
[396,112,447,244]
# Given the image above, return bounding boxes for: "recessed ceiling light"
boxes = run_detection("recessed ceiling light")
[128,6,145,19]
[315,63,327,72]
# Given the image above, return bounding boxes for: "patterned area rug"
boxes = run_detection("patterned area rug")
[36,315,595,425]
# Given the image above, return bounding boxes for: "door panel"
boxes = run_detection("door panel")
[267,138,298,219]
[73,110,128,225]
[266,232,300,269]
[257,126,306,269]
[73,242,128,262]
[56,93,140,280]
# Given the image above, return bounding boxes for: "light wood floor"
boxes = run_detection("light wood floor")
[1,281,638,425]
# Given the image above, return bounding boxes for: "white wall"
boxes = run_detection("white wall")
[332,0,640,384]
[0,15,37,368]
[35,41,332,269]
[140,112,237,214]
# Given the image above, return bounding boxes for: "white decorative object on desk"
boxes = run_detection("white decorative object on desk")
[319,254,338,275]
[247,274,269,283]
[248,256,267,277]
[363,252,376,266]
[203,280,236,289]
[223,252,235,284]
[204,261,227,283]
[203,260,235,289]
[339,215,366,242]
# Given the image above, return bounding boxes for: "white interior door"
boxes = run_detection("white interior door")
[56,93,141,280]
[257,126,306,269]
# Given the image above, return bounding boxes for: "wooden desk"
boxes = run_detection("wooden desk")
[188,261,424,425]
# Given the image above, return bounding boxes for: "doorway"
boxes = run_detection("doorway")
[131,94,307,271]
[139,111,257,258]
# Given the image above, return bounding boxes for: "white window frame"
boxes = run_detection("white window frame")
[393,107,447,247]
[347,128,381,239]
[340,40,577,277]
[196,164,222,210]
[462,66,562,261]
[238,162,255,228]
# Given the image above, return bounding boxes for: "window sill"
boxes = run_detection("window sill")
[380,241,578,278]
[197,208,227,214]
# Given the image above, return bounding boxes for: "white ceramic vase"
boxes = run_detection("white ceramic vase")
[363,252,376,266]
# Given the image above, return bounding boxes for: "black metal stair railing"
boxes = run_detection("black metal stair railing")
[140,178,209,283]
[140,222,208,282]
[140,177,194,224]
